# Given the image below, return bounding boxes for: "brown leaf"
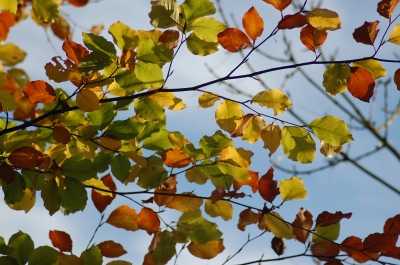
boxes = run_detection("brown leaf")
[137,207,160,235]
[154,175,177,206]
[324,260,344,265]
[258,167,280,203]
[394,68,400,90]
[106,205,139,231]
[347,67,375,102]
[14,97,36,121]
[278,13,308,29]
[91,174,117,213]
[209,186,226,203]
[352,21,380,45]
[23,80,57,104]
[363,232,398,253]
[384,214,400,235]
[188,239,225,259]
[62,37,90,65]
[68,0,89,7]
[237,209,260,231]
[271,236,286,255]
[90,24,104,35]
[49,230,73,252]
[53,125,71,144]
[218,28,251,53]
[97,240,127,258]
[382,246,400,259]
[233,170,259,193]
[263,0,291,11]
[300,24,327,52]
[292,208,313,243]
[315,211,352,227]
[120,49,136,72]
[242,6,264,41]
[231,114,254,138]
[51,14,71,40]
[158,29,180,49]
[8,146,44,169]
[165,192,203,212]
[377,0,400,19]
[311,241,340,261]
[0,163,15,184]
[162,148,191,168]
[99,136,122,154]
[340,236,373,263]
[0,11,16,41]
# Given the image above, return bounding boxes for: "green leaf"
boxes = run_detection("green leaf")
[186,33,219,56]
[8,231,34,265]
[136,39,173,63]
[263,212,295,239]
[280,176,307,201]
[312,223,340,243]
[59,111,88,128]
[176,209,222,244]
[82,32,116,59]
[137,118,167,140]
[198,164,225,178]
[94,152,113,173]
[187,17,226,42]
[80,246,103,265]
[352,59,386,80]
[111,154,131,183]
[78,51,113,74]
[322,63,352,96]
[114,70,146,95]
[21,169,45,191]
[0,236,15,255]
[105,117,144,140]
[2,172,25,204]
[59,177,88,212]
[142,129,175,151]
[210,175,233,190]
[151,231,176,264]
[88,103,117,130]
[32,0,59,22]
[0,43,26,66]
[28,246,58,265]
[309,115,353,146]
[137,156,168,189]
[61,156,96,182]
[204,199,233,221]
[41,179,61,216]
[0,0,18,13]
[0,256,18,265]
[134,97,165,122]
[216,162,250,181]
[185,166,209,184]
[181,0,216,20]
[0,91,17,110]
[108,21,139,50]
[5,130,37,152]
[134,61,164,87]
[149,0,180,28]
[250,89,292,115]
[199,130,233,158]
[281,126,316,164]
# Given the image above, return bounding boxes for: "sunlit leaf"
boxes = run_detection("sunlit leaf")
[8,146,44,169]
[240,115,266,144]
[258,167,280,203]
[311,241,340,261]
[32,0,59,23]
[166,192,203,212]
[384,214,400,235]
[108,21,139,50]
[306,8,341,31]
[347,67,375,102]
[217,28,251,52]
[83,32,116,59]
[263,212,294,239]
[388,22,400,44]
[76,89,100,112]
[137,156,168,189]
[292,208,313,244]
[205,199,233,220]
[221,146,253,168]
[107,205,139,231]
[80,246,102,265]
[49,230,72,252]
[181,0,216,21]
[28,246,58,265]
[352,21,380,46]
[8,188,35,213]
[237,209,260,231]
[263,0,291,11]
[149,0,180,28]
[186,33,220,56]
[187,17,226,42]
[250,89,292,115]
[162,148,192,168]
[23,80,56,104]
[148,91,186,111]
[279,176,307,201]
[352,59,386,80]
[136,39,173,63]
[281,126,316,164]
[188,239,224,259]
[185,166,209,184]
[278,13,308,29]
[261,123,281,157]
[199,130,233,158]
[312,223,340,243]
[233,170,258,193]
[231,114,254,138]
[242,7,264,41]
[98,240,127,258]
[377,0,400,19]
[322,63,352,96]
[59,177,88,212]
[215,100,243,134]
[137,207,160,235]
[0,43,26,66]
[300,24,327,52]
[309,115,353,146]
[315,211,352,227]
[340,236,373,263]
[134,61,164,88]
[0,0,18,14]
[158,29,180,49]
[120,49,136,72]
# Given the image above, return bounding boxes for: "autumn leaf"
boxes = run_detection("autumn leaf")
[198,93,220,108]
[205,199,233,220]
[23,80,57,104]
[311,241,340,261]
[237,209,260,231]
[120,49,136,72]
[9,188,36,213]
[347,67,375,102]
[279,176,307,201]
[49,230,73,252]
[107,205,139,231]
[215,100,243,134]
[300,24,327,52]
[221,146,253,168]
[261,123,281,157]
[68,0,89,7]
[242,7,264,41]
[76,89,100,112]
[97,240,127,258]
[188,239,225,259]
[363,232,398,253]
[263,212,294,239]
[0,163,15,184]
[217,28,251,52]
[250,89,292,115]
[233,170,258,193]
[51,14,71,40]
[263,0,291,11]
[162,147,192,168]
[0,11,16,41]
[231,114,254,137]
[315,211,352,227]
[322,63,352,96]
[292,208,313,243]
[278,13,308,29]
[8,146,44,169]
[384,214,400,235]
[53,124,71,144]
[353,21,380,46]
[306,8,341,31]
[165,192,203,212]
[340,236,373,263]
[137,207,160,234]
[44,56,81,84]
[258,167,280,203]
[209,186,226,203]
[388,22,400,44]
[352,59,386,80]
[377,0,400,19]
[281,126,316,164]
[91,173,117,213]
[158,29,180,49]
[62,37,90,65]
[271,237,286,256]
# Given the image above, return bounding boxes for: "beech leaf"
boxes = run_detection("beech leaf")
[306,8,341,31]
[250,89,292,115]
[258,167,280,203]
[347,67,375,102]
[217,28,251,53]
[353,21,380,46]
[279,176,307,201]
[242,7,264,41]
[106,205,139,231]
[23,80,57,104]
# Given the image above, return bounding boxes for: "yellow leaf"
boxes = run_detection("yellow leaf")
[250,89,292,115]
[320,140,342,158]
[241,115,266,144]
[388,22,400,45]
[322,63,351,96]
[204,199,233,221]
[261,123,281,157]
[306,8,341,31]
[8,188,36,213]
[106,205,139,231]
[185,166,209,184]
[352,59,386,80]
[280,176,307,201]
[198,93,220,108]
[83,178,112,197]
[99,136,121,154]
[215,100,243,133]
[76,89,100,112]
[263,212,294,239]
[221,146,253,168]
[231,114,255,137]
[124,151,148,168]
[149,91,186,111]
[166,193,203,212]
[188,239,225,259]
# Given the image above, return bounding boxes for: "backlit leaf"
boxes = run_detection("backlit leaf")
[199,130,233,158]
[8,188,35,213]
[264,212,294,239]
[388,22,400,44]
[0,43,26,66]
[217,28,251,52]
[347,67,375,102]
[80,246,102,265]
[278,13,308,29]
[215,100,243,134]
[68,0,89,7]
[91,174,116,212]
[319,140,342,158]
[292,208,313,244]
[149,1,180,28]
[306,8,341,31]
[8,146,43,169]
[120,49,136,72]
[340,236,373,263]
[107,205,139,231]
[135,61,164,88]
[231,114,254,138]
[8,231,33,265]
[53,125,70,144]
[49,230,72,252]
[363,232,397,253]
[23,80,56,104]
[300,24,327,52]
[258,167,280,203]
[158,29,179,49]
[241,115,265,144]
[377,0,400,19]
[187,17,227,42]
[59,177,88,212]
[41,179,61,215]
[322,63,352,96]
[62,37,90,65]
[250,89,292,115]
[142,129,175,151]
[281,126,316,164]
[279,176,307,201]
[233,170,258,193]
[51,14,71,40]
[166,192,203,212]
[154,176,177,206]
[216,162,251,181]
[108,21,139,50]
[352,59,386,80]
[261,123,281,157]
[186,33,220,56]
[271,237,286,256]
[242,7,264,41]
[185,166,209,184]
[315,211,352,227]
[205,199,233,220]
[148,91,186,111]
[188,239,224,259]
[181,0,216,21]
[32,0,59,23]
[99,136,121,154]
[384,214,400,235]
[312,223,340,243]
[162,148,192,168]
[111,154,131,183]
[263,0,291,11]
[137,207,160,235]
[98,240,127,258]
[0,11,16,41]
[309,115,353,146]
[76,89,100,112]
[0,0,18,14]
[311,241,340,261]
[137,156,168,189]
[82,32,116,59]
[221,146,253,168]
[28,246,58,265]
[136,39,173,63]
[237,209,260,231]
[105,117,143,140]
[151,230,176,264]
[61,156,96,181]
[353,21,380,46]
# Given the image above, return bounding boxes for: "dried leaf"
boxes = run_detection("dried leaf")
[292,208,313,243]
[315,211,352,227]
[258,167,280,203]
[352,21,380,45]
[278,13,308,29]
[271,236,286,256]
[237,208,260,231]
[137,207,160,235]
[97,240,127,258]
[8,146,44,168]
[377,0,400,19]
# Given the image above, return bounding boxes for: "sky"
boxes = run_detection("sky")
[1,0,400,264]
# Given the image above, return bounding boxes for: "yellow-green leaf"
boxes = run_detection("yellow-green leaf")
[241,115,266,144]
[280,176,307,201]
[263,212,295,239]
[187,17,227,42]
[76,90,100,112]
[215,100,243,133]
[221,146,253,168]
[134,97,165,122]
[322,63,351,96]
[148,91,186,111]
[181,0,216,21]
[261,123,281,157]
[205,199,233,221]
[186,33,220,56]
[83,179,112,197]
[0,0,18,13]
[32,0,60,23]
[250,89,292,115]
[281,126,316,164]
[108,21,139,50]
[312,223,340,243]
[388,22,400,45]
[309,115,353,146]
[306,8,341,31]
[352,59,387,80]
[186,166,209,184]
[198,93,220,108]
[0,43,26,66]
[8,188,35,213]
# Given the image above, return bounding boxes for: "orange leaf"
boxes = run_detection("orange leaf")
[300,24,327,52]
[258,167,279,203]
[233,170,258,193]
[62,37,90,65]
[8,146,44,169]
[51,15,71,40]
[382,246,400,259]
[278,13,308,29]
[187,239,225,259]
[158,29,180,49]
[237,209,260,231]
[14,97,36,121]
[394,68,400,90]
[23,80,57,104]
[53,125,71,144]
[97,240,127,258]
[76,89,100,112]
[162,148,191,168]
[271,236,286,256]
[363,232,398,253]
[384,214,400,235]
[217,28,251,53]
[377,0,400,19]
[347,67,375,102]
[292,208,313,244]
[0,11,16,41]
[352,21,380,46]
[231,114,254,138]
[310,241,340,261]
[242,7,264,41]
[340,236,373,263]
[315,211,352,227]
[120,49,136,72]
[165,192,203,212]
[68,0,89,7]
[0,163,15,184]
[92,174,117,213]
[106,205,139,231]
[137,207,160,235]
[263,0,291,11]
[49,230,73,252]
[154,175,177,206]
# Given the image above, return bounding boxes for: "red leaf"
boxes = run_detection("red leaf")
[0,163,15,184]
[62,37,90,65]
[352,21,380,46]
[363,232,398,253]
[0,11,16,41]
[8,146,44,169]
[218,28,251,53]
[384,214,400,235]
[233,170,259,193]
[92,173,117,213]
[347,67,375,102]
[97,240,127,258]
[292,208,313,243]
[242,6,264,41]
[49,230,73,252]
[311,241,340,261]
[300,24,327,52]
[382,246,400,259]
[394,68,400,91]
[53,124,71,144]
[340,236,373,263]
[315,211,352,227]
[258,167,280,203]
[271,236,286,256]
[68,0,89,7]
[23,80,57,104]
[278,13,308,29]
[377,0,400,19]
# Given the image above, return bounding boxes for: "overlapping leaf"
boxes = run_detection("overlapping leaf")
[353,21,380,45]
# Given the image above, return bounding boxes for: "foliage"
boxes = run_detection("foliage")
[0,0,400,264]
